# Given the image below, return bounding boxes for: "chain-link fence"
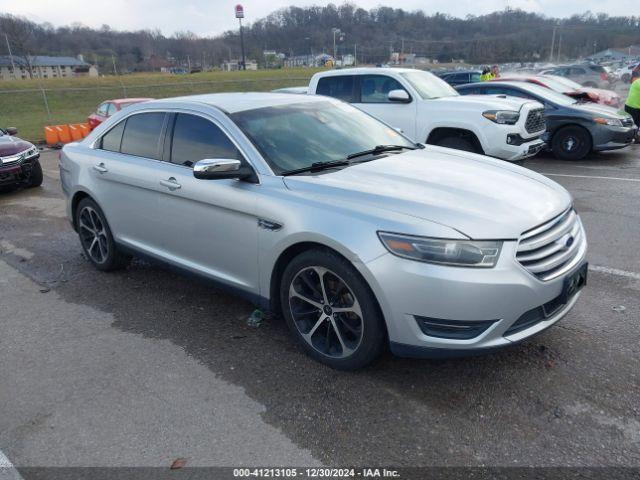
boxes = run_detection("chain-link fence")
[0,76,312,142]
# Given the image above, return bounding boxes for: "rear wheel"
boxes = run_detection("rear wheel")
[75,197,131,271]
[551,126,592,160]
[280,249,386,370]
[25,160,43,188]
[432,136,479,153]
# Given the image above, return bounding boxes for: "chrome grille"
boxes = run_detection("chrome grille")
[516,209,586,281]
[524,108,546,134]
[0,154,22,166]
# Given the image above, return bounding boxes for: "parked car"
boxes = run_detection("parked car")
[436,70,483,86]
[613,64,636,83]
[61,93,588,369]
[308,68,546,162]
[87,98,153,130]
[456,81,636,160]
[548,64,611,89]
[0,127,42,190]
[492,74,621,107]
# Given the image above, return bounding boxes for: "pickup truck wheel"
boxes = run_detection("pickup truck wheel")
[433,136,478,154]
[25,160,43,188]
[280,249,386,370]
[76,198,131,271]
[552,126,592,160]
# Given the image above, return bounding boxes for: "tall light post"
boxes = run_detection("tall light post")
[235,4,246,70]
[332,28,342,67]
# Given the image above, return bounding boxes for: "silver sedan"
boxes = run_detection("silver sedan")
[60,93,588,369]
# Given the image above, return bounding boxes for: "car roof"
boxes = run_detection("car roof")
[314,67,419,77]
[460,81,531,90]
[108,98,154,105]
[141,92,328,114]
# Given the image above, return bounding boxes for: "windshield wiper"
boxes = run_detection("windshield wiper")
[281,159,351,176]
[346,144,418,160]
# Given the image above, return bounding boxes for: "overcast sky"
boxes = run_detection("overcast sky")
[0,0,635,37]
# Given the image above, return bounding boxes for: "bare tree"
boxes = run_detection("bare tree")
[0,14,36,78]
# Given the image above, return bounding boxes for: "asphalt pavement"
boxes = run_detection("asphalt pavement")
[0,146,638,473]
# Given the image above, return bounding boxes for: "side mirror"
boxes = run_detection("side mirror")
[193,159,257,182]
[388,89,410,103]
[6,127,18,136]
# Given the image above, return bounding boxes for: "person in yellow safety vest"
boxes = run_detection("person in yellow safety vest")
[480,67,492,81]
[624,76,640,129]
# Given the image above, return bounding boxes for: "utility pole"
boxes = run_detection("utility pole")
[4,33,16,79]
[556,34,562,62]
[111,53,118,75]
[549,26,557,62]
[187,55,191,72]
[235,5,246,70]
[354,43,357,67]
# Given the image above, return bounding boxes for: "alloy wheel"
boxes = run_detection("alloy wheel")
[288,266,364,358]
[78,206,109,264]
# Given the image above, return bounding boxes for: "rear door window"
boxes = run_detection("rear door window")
[120,112,166,159]
[100,121,125,152]
[169,113,242,167]
[316,76,356,102]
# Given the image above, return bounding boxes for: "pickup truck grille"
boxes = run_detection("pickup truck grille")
[516,209,586,281]
[524,108,546,134]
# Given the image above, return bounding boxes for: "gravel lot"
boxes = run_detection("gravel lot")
[0,146,639,475]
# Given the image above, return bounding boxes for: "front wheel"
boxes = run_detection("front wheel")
[280,249,386,370]
[551,126,592,160]
[432,136,479,154]
[75,198,131,271]
[25,160,43,188]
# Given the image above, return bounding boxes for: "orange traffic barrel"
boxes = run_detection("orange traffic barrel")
[69,124,83,141]
[56,125,72,143]
[79,123,91,137]
[44,126,58,146]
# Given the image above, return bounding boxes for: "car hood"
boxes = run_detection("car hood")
[439,94,538,111]
[0,135,33,156]
[283,147,571,239]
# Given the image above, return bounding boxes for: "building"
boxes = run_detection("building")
[587,46,640,63]
[284,54,332,68]
[221,59,258,71]
[0,55,97,80]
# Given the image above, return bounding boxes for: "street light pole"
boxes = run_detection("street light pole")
[332,28,341,68]
[235,4,246,70]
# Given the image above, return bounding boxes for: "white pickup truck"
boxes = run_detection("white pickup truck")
[307,68,547,161]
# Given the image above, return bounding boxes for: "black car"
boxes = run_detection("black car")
[437,70,483,86]
[456,81,637,160]
[0,128,42,190]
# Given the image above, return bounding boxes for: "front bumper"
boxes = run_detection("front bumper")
[0,155,40,186]
[592,124,637,151]
[362,241,587,358]
[484,130,546,161]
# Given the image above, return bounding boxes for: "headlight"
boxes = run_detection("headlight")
[378,232,502,268]
[482,110,520,125]
[593,117,622,127]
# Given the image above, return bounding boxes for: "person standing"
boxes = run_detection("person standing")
[490,65,500,79]
[625,77,640,128]
[480,67,491,81]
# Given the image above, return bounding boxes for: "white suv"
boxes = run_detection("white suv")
[308,68,546,162]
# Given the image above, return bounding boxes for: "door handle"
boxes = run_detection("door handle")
[160,177,182,190]
[93,163,108,174]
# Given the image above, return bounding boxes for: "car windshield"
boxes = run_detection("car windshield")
[231,100,415,174]
[543,75,582,90]
[399,70,459,99]
[514,82,579,106]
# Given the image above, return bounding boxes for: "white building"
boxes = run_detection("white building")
[0,55,97,81]
[221,59,258,71]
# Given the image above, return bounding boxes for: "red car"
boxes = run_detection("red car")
[87,98,153,130]
[491,75,621,107]
[0,127,42,190]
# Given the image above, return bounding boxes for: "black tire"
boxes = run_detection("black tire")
[75,197,131,271]
[280,248,386,370]
[551,126,592,161]
[432,136,479,154]
[25,160,43,188]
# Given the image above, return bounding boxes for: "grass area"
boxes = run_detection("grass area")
[0,68,324,142]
